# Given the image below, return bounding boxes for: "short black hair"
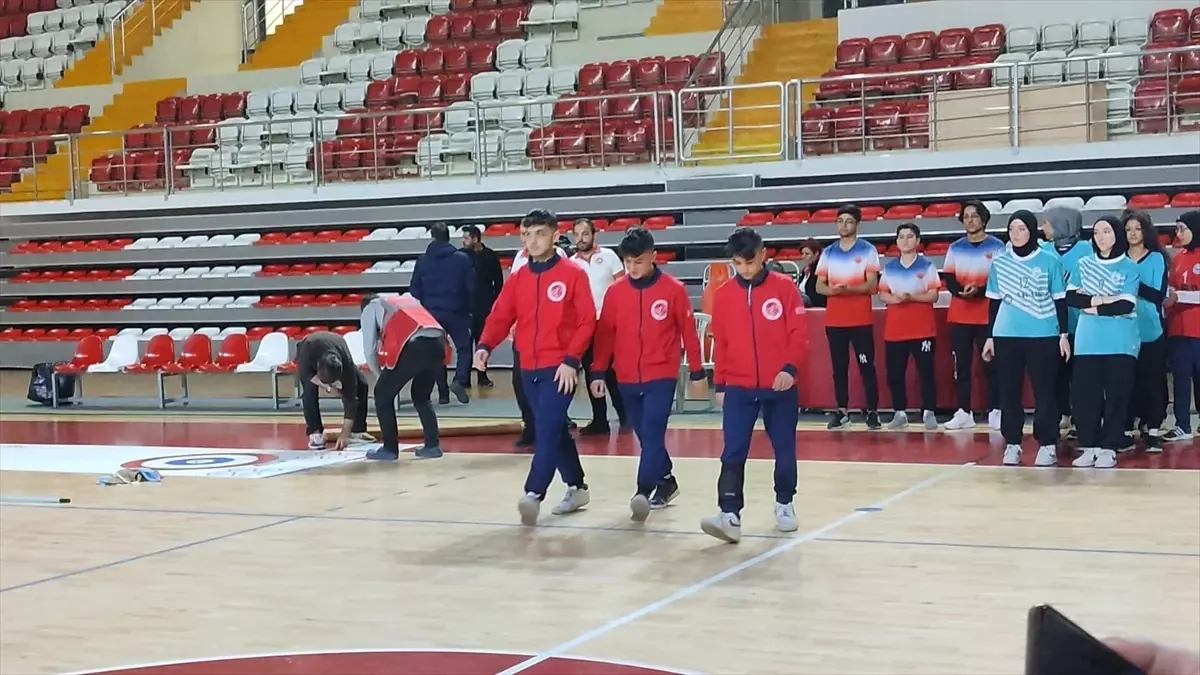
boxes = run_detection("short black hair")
[896,222,921,238]
[724,227,764,260]
[617,226,655,259]
[429,222,450,242]
[521,208,556,230]
[573,218,596,234]
[1123,209,1161,252]
[360,292,380,310]
[959,199,991,223]
[463,225,482,240]
[316,351,343,384]
[837,204,861,223]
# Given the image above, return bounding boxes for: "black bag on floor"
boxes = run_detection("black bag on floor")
[27,362,76,406]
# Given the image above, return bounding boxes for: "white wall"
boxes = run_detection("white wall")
[838,0,1193,40]
[118,0,245,82]
[187,67,300,95]
[3,82,123,117]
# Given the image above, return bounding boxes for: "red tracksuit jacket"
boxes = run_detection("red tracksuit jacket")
[591,267,705,385]
[378,294,451,369]
[478,254,596,371]
[712,270,809,391]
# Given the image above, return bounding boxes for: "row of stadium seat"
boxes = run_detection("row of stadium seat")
[11,293,364,310]
[0,325,357,341]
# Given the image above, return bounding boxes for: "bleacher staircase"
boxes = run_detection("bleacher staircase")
[56,0,193,87]
[645,0,723,34]
[241,0,358,70]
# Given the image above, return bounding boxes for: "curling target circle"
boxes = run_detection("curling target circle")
[122,453,278,471]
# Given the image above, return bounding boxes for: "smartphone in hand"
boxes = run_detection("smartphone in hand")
[1026,604,1145,675]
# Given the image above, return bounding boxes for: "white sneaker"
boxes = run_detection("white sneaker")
[1093,449,1118,469]
[944,409,975,430]
[1034,445,1057,467]
[774,503,798,532]
[518,493,541,526]
[922,410,938,430]
[888,411,908,430]
[1072,448,1097,467]
[1059,415,1072,431]
[349,432,376,444]
[1162,427,1194,443]
[550,486,590,515]
[308,432,326,450]
[988,410,1002,430]
[630,494,652,523]
[1002,444,1022,465]
[700,512,741,543]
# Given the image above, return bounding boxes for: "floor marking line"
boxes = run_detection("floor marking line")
[495,461,977,675]
[816,536,1200,559]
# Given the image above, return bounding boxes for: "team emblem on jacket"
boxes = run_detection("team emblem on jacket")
[650,299,669,321]
[547,281,567,302]
[761,297,783,320]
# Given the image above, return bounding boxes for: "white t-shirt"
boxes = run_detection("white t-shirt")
[571,247,623,316]
[511,246,567,274]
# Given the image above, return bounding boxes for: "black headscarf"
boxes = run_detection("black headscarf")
[1180,210,1200,251]
[1091,216,1128,259]
[1008,210,1039,257]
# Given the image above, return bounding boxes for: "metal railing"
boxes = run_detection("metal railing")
[106,0,185,78]
[2,44,1196,204]
[242,0,305,64]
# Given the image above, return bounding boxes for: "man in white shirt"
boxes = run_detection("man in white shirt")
[572,218,627,435]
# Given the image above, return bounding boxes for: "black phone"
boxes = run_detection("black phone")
[1025,604,1145,675]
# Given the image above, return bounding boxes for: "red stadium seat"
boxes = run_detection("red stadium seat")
[421,46,445,74]
[1172,192,1200,207]
[800,106,834,156]
[643,215,674,230]
[161,333,213,374]
[810,208,840,223]
[468,42,496,72]
[738,212,773,226]
[954,55,995,89]
[867,102,905,151]
[54,336,105,374]
[395,49,420,76]
[474,11,499,40]
[289,293,317,306]
[450,13,474,41]
[247,326,274,339]
[904,99,929,148]
[970,24,1005,55]
[868,35,902,65]
[663,56,692,86]
[1151,9,1189,44]
[1133,81,1170,133]
[635,56,665,88]
[935,28,971,59]
[444,45,469,73]
[285,263,317,275]
[156,97,178,124]
[884,204,923,219]
[315,262,345,275]
[497,7,525,36]
[124,334,176,373]
[197,333,251,373]
[426,14,451,43]
[833,105,865,153]
[923,202,962,218]
[1129,193,1170,209]
[606,60,636,90]
[837,38,869,69]
[920,60,956,94]
[257,295,287,307]
[1140,47,1179,78]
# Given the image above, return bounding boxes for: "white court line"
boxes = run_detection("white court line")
[497,460,977,675]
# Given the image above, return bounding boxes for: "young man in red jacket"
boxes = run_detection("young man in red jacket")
[590,227,707,522]
[702,228,809,544]
[474,209,598,526]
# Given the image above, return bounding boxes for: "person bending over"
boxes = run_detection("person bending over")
[297,331,374,451]
[359,293,447,461]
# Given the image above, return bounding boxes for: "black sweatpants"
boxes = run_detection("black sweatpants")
[1072,354,1136,451]
[582,341,625,427]
[1055,335,1075,420]
[949,323,998,412]
[302,369,369,436]
[374,336,443,451]
[471,307,492,384]
[1129,336,1168,431]
[884,338,937,412]
[512,348,535,431]
[826,325,879,411]
[994,337,1060,446]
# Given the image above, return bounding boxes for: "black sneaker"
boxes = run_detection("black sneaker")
[827,411,852,430]
[865,411,882,430]
[415,445,444,459]
[650,475,680,509]
[365,448,400,461]
[1145,435,1164,453]
[438,393,451,405]
[478,374,494,388]
[450,382,470,404]
[579,422,611,436]
[514,429,535,449]
[1119,433,1136,453]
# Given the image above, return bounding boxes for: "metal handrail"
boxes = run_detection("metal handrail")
[105,0,182,78]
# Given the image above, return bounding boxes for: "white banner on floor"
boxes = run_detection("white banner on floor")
[0,443,395,478]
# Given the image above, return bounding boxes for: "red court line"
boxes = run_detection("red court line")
[0,419,1195,469]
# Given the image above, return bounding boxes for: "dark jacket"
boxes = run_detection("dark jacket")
[466,244,504,311]
[410,240,476,316]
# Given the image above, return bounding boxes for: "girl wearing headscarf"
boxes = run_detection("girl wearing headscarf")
[1065,216,1140,468]
[1123,210,1169,451]
[1039,206,1092,436]
[982,210,1070,467]
[1162,210,1200,443]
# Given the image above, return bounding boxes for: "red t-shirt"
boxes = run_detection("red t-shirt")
[878,255,940,341]
[815,239,879,327]
[1168,247,1200,339]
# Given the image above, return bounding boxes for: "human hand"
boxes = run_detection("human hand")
[981,338,995,362]
[1059,334,1071,360]
[1166,288,1179,307]
[1102,637,1200,675]
[554,363,577,394]
[961,284,978,297]
[589,379,606,398]
[1084,307,1099,315]
[334,432,349,451]
[828,284,844,295]
[473,349,489,371]
[772,371,795,391]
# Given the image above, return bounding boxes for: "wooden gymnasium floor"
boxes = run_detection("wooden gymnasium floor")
[0,404,1198,675]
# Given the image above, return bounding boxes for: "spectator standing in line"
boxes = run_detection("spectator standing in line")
[798,238,826,308]
[410,223,475,406]
[877,223,940,430]
[941,200,1005,431]
[572,218,628,435]
[1039,206,1091,438]
[816,204,882,430]
[461,225,504,388]
[1123,210,1169,450]
[1162,210,1200,443]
